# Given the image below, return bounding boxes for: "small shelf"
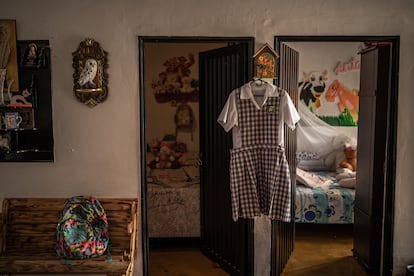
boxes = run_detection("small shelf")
[0,40,54,162]
[0,104,33,108]
[1,128,38,132]
[0,150,53,162]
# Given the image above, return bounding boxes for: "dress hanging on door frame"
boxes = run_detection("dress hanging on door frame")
[218,81,300,222]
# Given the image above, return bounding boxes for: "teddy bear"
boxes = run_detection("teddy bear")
[148,144,181,169]
[339,146,357,171]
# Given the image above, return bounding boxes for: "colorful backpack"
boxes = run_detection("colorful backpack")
[55,196,110,259]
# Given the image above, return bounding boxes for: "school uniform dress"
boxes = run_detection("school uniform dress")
[218,81,300,222]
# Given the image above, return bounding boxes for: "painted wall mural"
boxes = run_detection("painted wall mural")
[298,55,360,126]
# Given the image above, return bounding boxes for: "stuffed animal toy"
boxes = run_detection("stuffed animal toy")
[148,144,181,169]
[339,147,357,171]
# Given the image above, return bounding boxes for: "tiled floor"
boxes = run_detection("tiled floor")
[149,224,369,276]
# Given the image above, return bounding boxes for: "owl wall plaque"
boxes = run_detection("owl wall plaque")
[72,38,108,107]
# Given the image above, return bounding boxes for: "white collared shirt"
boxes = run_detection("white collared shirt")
[217,81,300,148]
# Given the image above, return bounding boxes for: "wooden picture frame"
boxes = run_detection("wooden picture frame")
[72,38,109,108]
[0,19,19,93]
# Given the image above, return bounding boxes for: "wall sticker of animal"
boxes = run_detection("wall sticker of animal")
[326,79,359,122]
[298,70,328,111]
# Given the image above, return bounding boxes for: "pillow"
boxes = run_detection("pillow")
[323,150,345,171]
[297,159,326,171]
[296,151,320,160]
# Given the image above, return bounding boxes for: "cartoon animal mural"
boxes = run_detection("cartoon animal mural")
[298,70,328,111]
[326,79,359,122]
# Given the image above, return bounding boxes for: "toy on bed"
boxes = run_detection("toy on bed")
[148,135,187,169]
[339,146,357,171]
[294,103,357,223]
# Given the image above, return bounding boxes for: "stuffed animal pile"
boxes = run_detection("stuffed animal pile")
[148,137,187,169]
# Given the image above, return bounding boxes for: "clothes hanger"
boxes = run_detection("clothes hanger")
[250,77,268,96]
[251,77,265,86]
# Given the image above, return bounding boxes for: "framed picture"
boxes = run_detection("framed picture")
[72,38,108,107]
[0,19,19,93]
[19,41,47,68]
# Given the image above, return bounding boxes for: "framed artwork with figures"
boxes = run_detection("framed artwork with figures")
[0,19,19,93]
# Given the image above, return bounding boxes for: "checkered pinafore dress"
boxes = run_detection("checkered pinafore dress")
[229,88,291,222]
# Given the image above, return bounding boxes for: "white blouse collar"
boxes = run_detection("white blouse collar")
[240,81,280,100]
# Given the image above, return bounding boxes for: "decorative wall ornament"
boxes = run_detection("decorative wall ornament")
[72,38,108,107]
[253,43,279,79]
[151,53,199,104]
[175,103,195,141]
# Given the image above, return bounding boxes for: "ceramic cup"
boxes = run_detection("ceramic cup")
[3,112,23,129]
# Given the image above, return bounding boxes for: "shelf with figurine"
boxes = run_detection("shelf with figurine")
[0,38,53,162]
[0,108,35,130]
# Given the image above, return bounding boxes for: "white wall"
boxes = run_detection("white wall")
[1,1,413,275]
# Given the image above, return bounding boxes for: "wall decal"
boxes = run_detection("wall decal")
[334,56,360,75]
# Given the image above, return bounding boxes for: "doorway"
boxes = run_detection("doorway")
[273,36,399,276]
[139,35,399,276]
[139,36,255,276]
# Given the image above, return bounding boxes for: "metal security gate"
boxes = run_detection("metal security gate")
[271,42,299,276]
[199,43,254,276]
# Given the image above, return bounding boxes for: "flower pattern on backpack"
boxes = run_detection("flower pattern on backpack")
[55,196,109,259]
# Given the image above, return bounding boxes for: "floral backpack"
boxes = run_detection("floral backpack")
[55,196,110,259]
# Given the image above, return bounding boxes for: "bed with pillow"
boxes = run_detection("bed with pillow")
[295,155,356,224]
[147,151,200,238]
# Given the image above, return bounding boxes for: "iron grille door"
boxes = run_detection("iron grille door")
[199,43,254,276]
[271,42,299,276]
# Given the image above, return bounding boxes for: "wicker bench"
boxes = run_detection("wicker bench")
[0,198,138,275]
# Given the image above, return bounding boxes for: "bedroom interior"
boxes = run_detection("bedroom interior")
[275,36,397,275]
[141,36,398,275]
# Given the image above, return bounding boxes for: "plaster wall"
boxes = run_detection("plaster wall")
[1,0,413,275]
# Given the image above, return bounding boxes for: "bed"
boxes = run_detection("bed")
[147,151,200,238]
[295,170,355,224]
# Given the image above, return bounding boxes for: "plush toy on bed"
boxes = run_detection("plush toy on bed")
[148,137,187,169]
[339,146,357,172]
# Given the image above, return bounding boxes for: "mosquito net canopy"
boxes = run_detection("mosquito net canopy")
[296,102,356,171]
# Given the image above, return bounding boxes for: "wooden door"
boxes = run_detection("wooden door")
[199,43,254,276]
[271,42,299,276]
[353,45,391,273]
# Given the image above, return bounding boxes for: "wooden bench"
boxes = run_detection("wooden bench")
[0,198,138,275]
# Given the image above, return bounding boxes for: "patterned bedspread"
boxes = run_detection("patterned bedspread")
[295,172,355,224]
[147,164,200,238]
